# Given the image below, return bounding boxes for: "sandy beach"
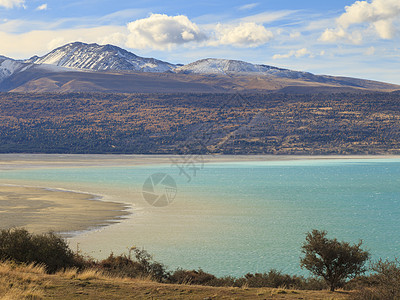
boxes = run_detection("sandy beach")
[0,184,130,235]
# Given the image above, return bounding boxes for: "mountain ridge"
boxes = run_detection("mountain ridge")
[24,42,176,73]
[0,41,399,93]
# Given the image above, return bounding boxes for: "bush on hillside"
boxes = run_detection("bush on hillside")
[168,268,219,285]
[351,259,400,300]
[97,248,168,282]
[238,270,327,290]
[0,228,76,273]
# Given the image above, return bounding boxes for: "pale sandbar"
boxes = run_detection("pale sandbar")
[0,185,130,235]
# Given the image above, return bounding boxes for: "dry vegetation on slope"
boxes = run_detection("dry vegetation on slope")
[1,92,400,154]
[1,68,399,94]
[1,229,398,299]
[0,261,351,300]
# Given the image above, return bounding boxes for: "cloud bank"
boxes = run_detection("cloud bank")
[0,26,124,58]
[273,48,312,59]
[0,0,24,9]
[124,14,274,50]
[213,22,273,47]
[126,14,207,50]
[0,13,275,58]
[321,0,400,43]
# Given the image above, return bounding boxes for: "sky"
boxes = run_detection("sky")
[0,0,399,84]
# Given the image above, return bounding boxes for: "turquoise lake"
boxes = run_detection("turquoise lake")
[1,157,400,277]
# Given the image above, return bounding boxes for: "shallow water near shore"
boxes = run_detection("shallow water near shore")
[0,155,400,277]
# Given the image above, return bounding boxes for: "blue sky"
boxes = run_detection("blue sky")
[0,0,399,84]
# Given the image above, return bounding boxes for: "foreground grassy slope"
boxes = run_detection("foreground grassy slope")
[1,92,400,154]
[0,261,351,300]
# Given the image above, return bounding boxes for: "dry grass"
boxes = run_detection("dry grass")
[56,268,78,279]
[1,287,44,300]
[0,261,47,300]
[0,260,353,299]
[75,269,109,281]
[57,267,121,281]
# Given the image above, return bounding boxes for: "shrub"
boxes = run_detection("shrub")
[298,277,327,290]
[167,268,326,290]
[168,268,239,287]
[0,228,76,273]
[168,268,217,285]
[244,270,298,288]
[241,270,325,290]
[351,259,400,300]
[97,248,168,282]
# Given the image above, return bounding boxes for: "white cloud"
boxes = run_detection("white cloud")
[238,3,259,11]
[126,14,206,50]
[36,3,47,11]
[212,22,273,47]
[365,46,376,55]
[0,26,124,59]
[373,19,394,39]
[321,0,400,43]
[289,32,301,38]
[100,32,127,47]
[241,10,297,24]
[46,37,65,50]
[273,48,312,59]
[0,13,278,57]
[337,0,400,28]
[320,28,363,44]
[125,14,273,50]
[0,0,24,9]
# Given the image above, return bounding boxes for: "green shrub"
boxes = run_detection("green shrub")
[0,228,76,273]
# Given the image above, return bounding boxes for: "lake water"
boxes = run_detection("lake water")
[1,157,400,277]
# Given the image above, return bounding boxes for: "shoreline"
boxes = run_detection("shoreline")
[1,154,400,170]
[0,184,131,236]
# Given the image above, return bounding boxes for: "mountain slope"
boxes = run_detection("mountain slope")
[175,58,400,91]
[0,56,31,82]
[175,58,314,79]
[0,42,398,93]
[25,42,176,72]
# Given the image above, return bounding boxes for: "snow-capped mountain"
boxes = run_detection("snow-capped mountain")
[0,42,398,93]
[25,42,176,72]
[0,56,31,82]
[22,43,317,79]
[175,58,317,80]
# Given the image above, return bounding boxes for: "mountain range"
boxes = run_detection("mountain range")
[0,42,399,93]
